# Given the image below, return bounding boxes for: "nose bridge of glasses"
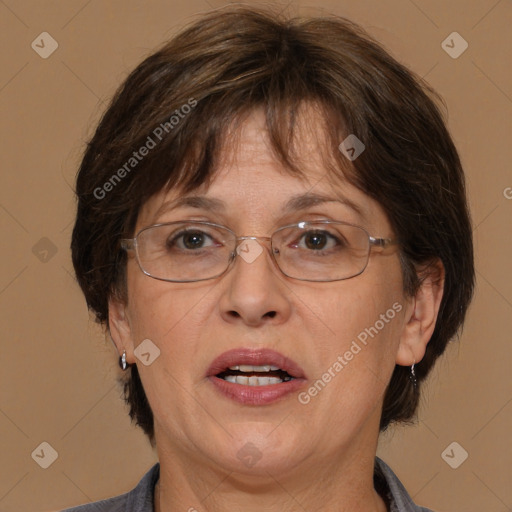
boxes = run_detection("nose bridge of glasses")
[235,235,271,243]
[231,235,277,272]
[234,235,273,250]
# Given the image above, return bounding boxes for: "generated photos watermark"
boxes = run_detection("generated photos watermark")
[441,31,468,59]
[237,441,263,468]
[298,301,403,404]
[134,338,161,366]
[441,441,469,469]
[338,134,365,161]
[31,441,58,469]
[93,97,197,200]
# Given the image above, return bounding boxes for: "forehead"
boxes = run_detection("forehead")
[136,107,389,233]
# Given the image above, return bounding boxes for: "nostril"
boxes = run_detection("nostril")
[264,311,277,318]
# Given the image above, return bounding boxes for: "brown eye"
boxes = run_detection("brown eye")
[182,232,206,249]
[304,232,328,250]
[294,230,340,251]
[167,230,214,250]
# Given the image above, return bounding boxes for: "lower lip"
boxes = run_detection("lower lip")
[208,376,307,405]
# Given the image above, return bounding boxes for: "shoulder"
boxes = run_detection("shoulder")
[60,463,160,512]
[60,493,126,512]
[375,458,435,512]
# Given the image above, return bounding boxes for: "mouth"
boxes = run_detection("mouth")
[207,347,306,383]
[206,348,307,405]
[216,365,295,386]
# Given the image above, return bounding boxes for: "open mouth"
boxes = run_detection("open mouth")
[216,364,295,386]
[207,349,306,404]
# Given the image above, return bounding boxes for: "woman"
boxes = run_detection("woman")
[66,6,474,512]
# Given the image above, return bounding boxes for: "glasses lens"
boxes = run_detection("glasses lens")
[273,222,370,281]
[135,222,234,281]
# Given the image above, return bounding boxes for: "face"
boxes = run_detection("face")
[111,108,417,481]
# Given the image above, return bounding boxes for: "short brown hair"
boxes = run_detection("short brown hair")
[71,6,474,444]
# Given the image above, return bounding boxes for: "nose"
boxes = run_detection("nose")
[217,238,292,327]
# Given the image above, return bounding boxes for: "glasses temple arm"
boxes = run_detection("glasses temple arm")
[120,239,136,251]
[369,236,397,248]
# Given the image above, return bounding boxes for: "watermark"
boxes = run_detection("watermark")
[236,441,263,467]
[31,441,58,469]
[441,32,468,59]
[31,32,58,59]
[503,187,512,200]
[32,237,58,263]
[134,338,161,366]
[338,134,365,161]
[298,301,402,405]
[93,97,197,200]
[236,239,263,264]
[441,441,468,469]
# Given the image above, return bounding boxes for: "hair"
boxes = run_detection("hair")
[71,6,474,445]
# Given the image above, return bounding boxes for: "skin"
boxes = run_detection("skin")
[109,107,444,512]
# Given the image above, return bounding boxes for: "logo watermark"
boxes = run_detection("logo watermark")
[134,338,161,366]
[236,239,263,264]
[31,441,58,469]
[31,32,58,59]
[338,134,365,161]
[441,441,468,469]
[237,441,263,467]
[441,32,468,59]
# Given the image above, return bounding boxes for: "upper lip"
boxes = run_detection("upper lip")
[207,348,306,379]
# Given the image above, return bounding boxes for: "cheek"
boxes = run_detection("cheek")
[316,274,404,344]
[125,260,212,341]
[306,258,406,380]
[125,271,216,401]
[300,280,405,426]
[125,267,229,390]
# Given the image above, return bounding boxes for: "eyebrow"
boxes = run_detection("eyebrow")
[282,192,364,217]
[154,196,225,219]
[153,192,364,220]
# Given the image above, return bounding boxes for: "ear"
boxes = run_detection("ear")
[108,295,136,365]
[396,259,445,366]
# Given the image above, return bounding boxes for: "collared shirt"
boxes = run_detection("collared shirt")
[61,458,434,512]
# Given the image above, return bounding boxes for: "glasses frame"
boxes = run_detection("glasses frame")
[120,220,397,283]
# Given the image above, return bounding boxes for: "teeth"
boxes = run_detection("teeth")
[229,364,281,372]
[223,375,286,385]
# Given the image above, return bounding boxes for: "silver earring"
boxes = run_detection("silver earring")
[410,362,417,388]
[119,350,128,371]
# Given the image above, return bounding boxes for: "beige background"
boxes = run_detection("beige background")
[0,0,510,511]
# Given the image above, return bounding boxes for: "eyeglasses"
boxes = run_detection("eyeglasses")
[120,220,397,283]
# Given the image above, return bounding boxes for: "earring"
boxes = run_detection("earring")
[410,361,417,388]
[119,350,128,371]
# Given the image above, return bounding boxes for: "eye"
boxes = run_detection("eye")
[167,229,218,251]
[294,230,341,251]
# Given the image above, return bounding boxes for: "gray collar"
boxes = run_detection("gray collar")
[375,457,434,512]
[62,458,434,511]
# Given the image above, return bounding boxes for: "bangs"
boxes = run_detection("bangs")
[116,96,352,239]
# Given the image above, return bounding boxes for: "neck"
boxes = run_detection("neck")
[153,428,387,512]
[155,479,160,512]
